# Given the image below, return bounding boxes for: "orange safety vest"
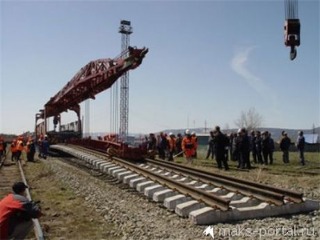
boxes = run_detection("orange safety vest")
[16,140,24,152]
[167,137,176,152]
[192,136,198,150]
[11,141,17,153]
[182,136,196,158]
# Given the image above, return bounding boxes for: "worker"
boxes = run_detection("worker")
[26,137,36,162]
[167,133,176,161]
[191,132,198,159]
[206,131,215,160]
[181,129,196,164]
[296,131,305,166]
[0,136,4,160]
[10,139,18,161]
[15,136,25,161]
[157,132,168,160]
[213,126,229,170]
[237,128,251,169]
[280,132,291,163]
[146,133,157,159]
[0,182,42,239]
[40,135,49,159]
[175,133,183,157]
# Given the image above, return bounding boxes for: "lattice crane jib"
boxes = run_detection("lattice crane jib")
[44,46,148,121]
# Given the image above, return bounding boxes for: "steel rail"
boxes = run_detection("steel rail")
[0,151,7,169]
[145,158,303,204]
[61,145,230,211]
[62,145,303,203]
[110,156,230,211]
[0,158,4,169]
[17,160,45,240]
[144,159,284,206]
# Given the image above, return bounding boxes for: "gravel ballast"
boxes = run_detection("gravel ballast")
[27,157,319,240]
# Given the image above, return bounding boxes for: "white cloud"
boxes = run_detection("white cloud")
[231,47,267,97]
[231,46,282,125]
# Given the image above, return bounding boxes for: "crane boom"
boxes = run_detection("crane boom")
[44,46,148,118]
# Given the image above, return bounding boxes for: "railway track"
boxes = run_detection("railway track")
[0,155,22,199]
[0,156,44,239]
[51,144,320,225]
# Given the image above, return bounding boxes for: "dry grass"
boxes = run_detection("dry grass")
[175,150,320,199]
[24,160,120,240]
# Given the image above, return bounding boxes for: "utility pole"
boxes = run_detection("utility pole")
[204,120,207,133]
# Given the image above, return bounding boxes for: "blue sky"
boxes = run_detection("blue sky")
[1,0,319,135]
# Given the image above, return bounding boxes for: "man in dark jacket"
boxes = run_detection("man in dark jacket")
[268,133,275,164]
[213,126,229,170]
[261,131,270,165]
[280,132,291,163]
[249,131,257,163]
[206,131,215,160]
[296,131,305,165]
[238,128,251,169]
[0,182,42,239]
[254,131,263,164]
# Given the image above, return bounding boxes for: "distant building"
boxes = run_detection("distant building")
[303,134,319,144]
[195,133,210,146]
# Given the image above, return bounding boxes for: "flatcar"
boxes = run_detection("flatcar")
[68,137,149,161]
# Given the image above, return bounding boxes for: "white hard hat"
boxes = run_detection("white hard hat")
[185,129,190,135]
[169,132,173,136]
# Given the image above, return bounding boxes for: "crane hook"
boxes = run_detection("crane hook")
[290,45,297,60]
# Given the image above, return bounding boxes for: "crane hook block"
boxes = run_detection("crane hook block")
[284,19,300,60]
[284,19,300,47]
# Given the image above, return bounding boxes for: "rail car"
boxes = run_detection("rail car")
[46,131,154,161]
[46,130,81,144]
[67,138,150,161]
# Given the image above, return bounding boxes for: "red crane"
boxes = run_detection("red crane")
[36,46,148,137]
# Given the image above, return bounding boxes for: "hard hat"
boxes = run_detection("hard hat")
[169,132,173,136]
[185,129,190,135]
[191,131,196,135]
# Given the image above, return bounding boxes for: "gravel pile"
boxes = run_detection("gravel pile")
[46,158,319,240]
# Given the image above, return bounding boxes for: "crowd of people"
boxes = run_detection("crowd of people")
[0,134,50,163]
[0,135,48,239]
[144,126,307,170]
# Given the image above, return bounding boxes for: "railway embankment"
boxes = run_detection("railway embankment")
[22,149,320,240]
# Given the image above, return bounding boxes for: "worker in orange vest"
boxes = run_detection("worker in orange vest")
[10,139,18,161]
[182,129,196,164]
[167,133,176,161]
[15,136,24,161]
